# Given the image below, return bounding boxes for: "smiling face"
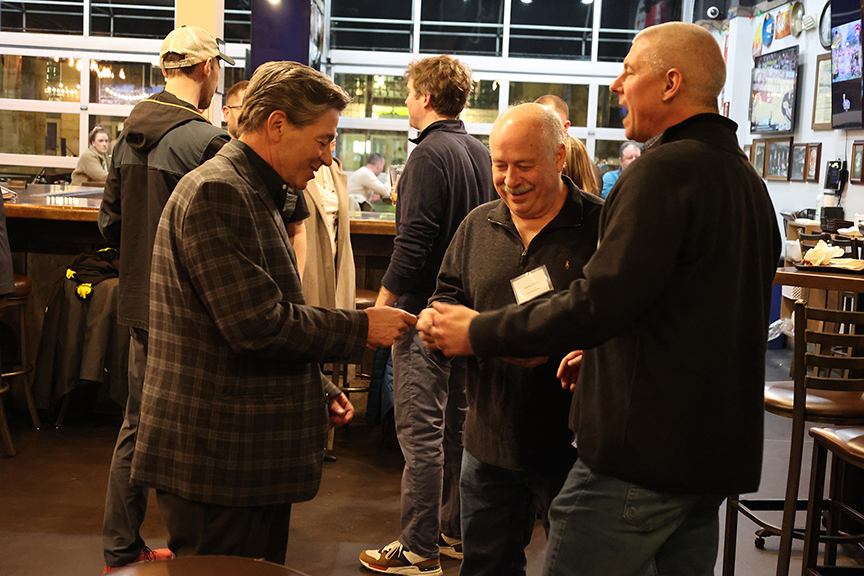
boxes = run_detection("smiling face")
[609,38,667,143]
[620,144,641,171]
[92,132,110,155]
[490,109,566,223]
[270,107,340,189]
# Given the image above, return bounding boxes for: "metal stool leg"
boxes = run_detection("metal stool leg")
[17,300,40,430]
[0,379,16,457]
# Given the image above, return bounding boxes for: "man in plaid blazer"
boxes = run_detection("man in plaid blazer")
[130,62,415,564]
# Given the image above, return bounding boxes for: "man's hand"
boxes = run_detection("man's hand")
[370,193,382,203]
[328,393,354,429]
[417,308,441,350]
[424,302,479,356]
[502,357,549,368]
[557,350,584,392]
[364,306,417,349]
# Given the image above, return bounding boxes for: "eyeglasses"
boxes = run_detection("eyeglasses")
[224,105,242,109]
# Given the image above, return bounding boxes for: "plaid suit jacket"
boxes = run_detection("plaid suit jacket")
[130,141,368,507]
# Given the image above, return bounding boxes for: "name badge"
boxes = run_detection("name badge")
[510,265,553,305]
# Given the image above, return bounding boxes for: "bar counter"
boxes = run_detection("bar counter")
[4,185,395,409]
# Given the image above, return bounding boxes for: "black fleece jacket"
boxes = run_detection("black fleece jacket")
[470,114,782,495]
[98,90,229,330]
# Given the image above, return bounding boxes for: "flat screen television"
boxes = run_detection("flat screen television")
[749,46,799,134]
[831,0,863,129]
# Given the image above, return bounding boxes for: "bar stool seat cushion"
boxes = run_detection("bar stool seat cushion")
[765,382,864,420]
[810,426,864,470]
[11,275,31,299]
[355,288,377,311]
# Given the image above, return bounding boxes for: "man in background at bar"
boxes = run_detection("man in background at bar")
[419,102,602,575]
[421,22,782,576]
[601,140,641,199]
[130,61,415,564]
[347,152,391,207]
[98,25,233,574]
[222,79,248,139]
[360,55,495,576]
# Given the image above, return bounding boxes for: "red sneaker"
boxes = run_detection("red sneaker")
[103,547,174,573]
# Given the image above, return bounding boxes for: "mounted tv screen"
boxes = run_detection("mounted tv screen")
[749,46,799,134]
[831,0,863,129]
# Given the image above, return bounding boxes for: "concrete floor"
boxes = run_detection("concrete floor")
[0,345,862,575]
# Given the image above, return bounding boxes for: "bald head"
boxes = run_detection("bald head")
[534,94,571,133]
[493,103,564,161]
[490,103,567,223]
[634,22,725,109]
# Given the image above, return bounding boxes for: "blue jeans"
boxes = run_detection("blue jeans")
[460,450,573,576]
[542,460,724,576]
[392,326,467,558]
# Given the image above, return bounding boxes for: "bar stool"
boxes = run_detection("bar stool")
[326,289,378,455]
[1,275,41,428]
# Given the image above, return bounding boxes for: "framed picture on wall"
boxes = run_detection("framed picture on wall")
[789,143,808,181]
[752,140,766,177]
[806,143,822,182]
[764,137,793,180]
[852,141,864,184]
[812,53,832,130]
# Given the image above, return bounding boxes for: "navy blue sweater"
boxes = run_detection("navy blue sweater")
[381,119,495,314]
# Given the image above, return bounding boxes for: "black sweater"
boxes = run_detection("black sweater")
[433,179,602,472]
[470,114,782,495]
[382,119,496,314]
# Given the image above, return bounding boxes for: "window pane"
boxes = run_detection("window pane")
[90,0,173,39]
[0,111,79,156]
[338,129,408,173]
[597,85,625,129]
[463,80,499,124]
[0,55,80,102]
[0,0,83,34]
[421,0,503,23]
[595,139,626,172]
[598,0,682,62]
[509,82,589,127]
[335,74,408,120]
[90,60,165,104]
[331,20,412,52]
[330,0,411,51]
[223,67,247,95]
[509,0,592,59]
[419,23,502,56]
[225,0,251,43]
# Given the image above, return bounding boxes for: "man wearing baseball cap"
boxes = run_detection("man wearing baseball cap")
[98,25,241,573]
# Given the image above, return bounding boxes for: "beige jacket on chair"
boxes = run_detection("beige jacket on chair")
[301,158,356,311]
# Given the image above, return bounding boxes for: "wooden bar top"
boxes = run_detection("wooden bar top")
[4,184,397,235]
[775,266,864,293]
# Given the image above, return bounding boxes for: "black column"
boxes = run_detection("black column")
[250,0,310,72]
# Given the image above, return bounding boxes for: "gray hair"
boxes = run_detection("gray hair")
[238,61,351,135]
[620,141,641,158]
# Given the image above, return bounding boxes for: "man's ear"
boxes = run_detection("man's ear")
[555,142,566,173]
[265,110,288,142]
[421,92,433,110]
[661,68,683,102]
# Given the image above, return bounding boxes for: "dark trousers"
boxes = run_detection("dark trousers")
[102,328,149,567]
[156,490,292,565]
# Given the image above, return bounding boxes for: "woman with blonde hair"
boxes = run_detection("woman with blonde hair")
[563,136,602,197]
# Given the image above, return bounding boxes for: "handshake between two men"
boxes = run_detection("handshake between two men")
[415,302,583,391]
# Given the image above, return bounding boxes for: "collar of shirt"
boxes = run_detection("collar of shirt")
[409,118,466,145]
[234,139,292,212]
